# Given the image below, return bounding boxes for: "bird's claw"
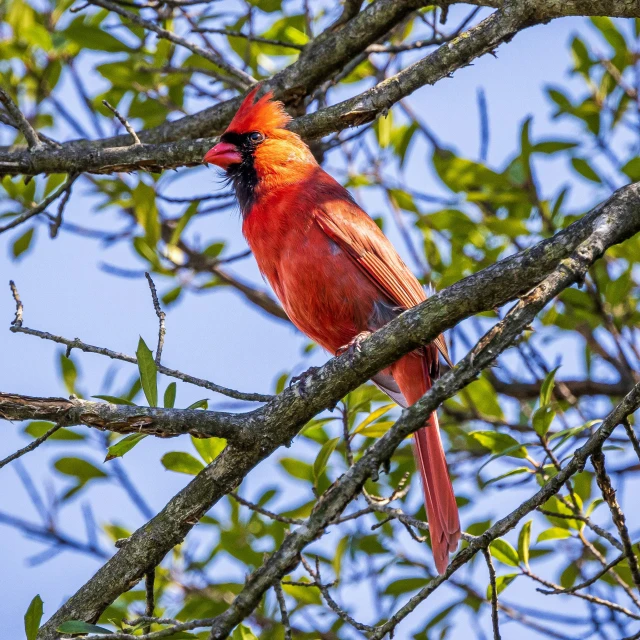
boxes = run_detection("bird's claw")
[290,366,321,398]
[336,331,372,358]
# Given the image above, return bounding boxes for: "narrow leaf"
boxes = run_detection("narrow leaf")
[164,382,177,408]
[57,621,111,634]
[161,451,204,475]
[24,595,43,640]
[136,337,157,407]
[313,437,339,482]
[518,520,532,567]
[490,539,520,567]
[105,433,147,461]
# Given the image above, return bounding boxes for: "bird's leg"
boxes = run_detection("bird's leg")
[336,331,372,357]
[289,366,321,398]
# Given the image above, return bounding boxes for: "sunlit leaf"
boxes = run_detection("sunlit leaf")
[161,452,204,475]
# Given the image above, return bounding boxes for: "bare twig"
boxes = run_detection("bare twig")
[300,556,375,633]
[0,87,44,150]
[0,423,63,470]
[623,418,640,463]
[8,282,271,403]
[9,280,23,327]
[193,28,305,50]
[49,172,78,239]
[230,492,304,525]
[273,582,292,640]
[0,173,79,235]
[592,447,640,592]
[483,548,502,640]
[102,100,141,146]
[143,570,155,636]
[145,273,166,365]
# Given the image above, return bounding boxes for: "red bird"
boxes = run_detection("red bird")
[204,87,460,574]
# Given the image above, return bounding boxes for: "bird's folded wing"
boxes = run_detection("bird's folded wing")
[313,200,451,366]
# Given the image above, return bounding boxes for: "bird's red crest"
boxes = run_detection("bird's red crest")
[226,85,292,135]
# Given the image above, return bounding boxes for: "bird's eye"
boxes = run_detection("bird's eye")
[248,131,264,143]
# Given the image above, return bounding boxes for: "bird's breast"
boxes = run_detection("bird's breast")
[245,209,381,353]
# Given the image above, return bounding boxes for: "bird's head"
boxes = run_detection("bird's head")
[204,86,316,211]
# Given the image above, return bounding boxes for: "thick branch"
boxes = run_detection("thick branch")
[0,393,244,443]
[34,184,640,638]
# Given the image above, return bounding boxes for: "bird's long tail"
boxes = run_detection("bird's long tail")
[391,353,460,574]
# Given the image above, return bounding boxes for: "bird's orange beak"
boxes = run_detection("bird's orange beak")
[203,142,242,169]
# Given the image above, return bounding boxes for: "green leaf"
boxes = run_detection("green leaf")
[532,140,577,154]
[64,18,133,53]
[313,437,339,482]
[469,431,526,458]
[57,620,112,634]
[231,624,258,640]
[161,451,204,475]
[353,403,396,435]
[24,421,85,441]
[533,406,556,437]
[490,539,520,567]
[186,399,209,410]
[54,457,107,482]
[24,595,43,640]
[60,354,78,396]
[93,395,136,406]
[540,367,559,406]
[621,157,640,182]
[12,227,35,259]
[136,337,157,407]
[191,436,226,463]
[537,527,572,542]
[487,573,518,599]
[164,382,177,408]
[571,157,602,183]
[384,577,426,596]
[105,433,147,461]
[518,520,532,567]
[282,582,322,606]
[483,467,531,486]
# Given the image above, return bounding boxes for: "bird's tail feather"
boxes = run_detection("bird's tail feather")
[391,354,460,575]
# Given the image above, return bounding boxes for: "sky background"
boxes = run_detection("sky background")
[0,8,637,639]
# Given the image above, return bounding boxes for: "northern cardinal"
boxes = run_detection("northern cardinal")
[204,87,460,573]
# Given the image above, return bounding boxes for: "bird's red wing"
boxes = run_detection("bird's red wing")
[313,199,451,366]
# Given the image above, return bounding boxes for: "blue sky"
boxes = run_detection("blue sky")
[0,10,636,639]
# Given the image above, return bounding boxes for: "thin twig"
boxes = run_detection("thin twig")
[300,555,375,633]
[193,27,305,50]
[273,582,292,640]
[49,172,78,239]
[623,418,640,463]
[145,273,166,365]
[0,173,79,234]
[102,100,141,146]
[537,552,626,595]
[0,423,63,470]
[483,548,502,640]
[9,280,23,327]
[8,282,271,403]
[0,87,43,150]
[143,570,155,636]
[592,447,640,592]
[230,492,304,525]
